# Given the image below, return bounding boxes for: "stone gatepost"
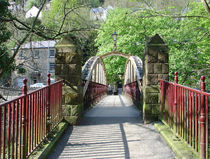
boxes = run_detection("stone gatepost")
[142,34,169,123]
[55,35,83,125]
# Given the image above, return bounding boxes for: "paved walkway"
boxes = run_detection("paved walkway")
[47,95,176,159]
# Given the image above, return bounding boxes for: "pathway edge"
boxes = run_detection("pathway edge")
[154,122,199,159]
[29,121,69,159]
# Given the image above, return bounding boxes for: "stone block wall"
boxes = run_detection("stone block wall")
[55,36,83,125]
[142,34,169,123]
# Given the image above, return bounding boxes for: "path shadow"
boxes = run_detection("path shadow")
[47,95,145,159]
[47,126,73,159]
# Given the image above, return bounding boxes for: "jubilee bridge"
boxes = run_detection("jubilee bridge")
[0,34,209,159]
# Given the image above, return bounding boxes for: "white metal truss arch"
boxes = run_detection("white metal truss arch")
[124,56,143,87]
[82,56,107,97]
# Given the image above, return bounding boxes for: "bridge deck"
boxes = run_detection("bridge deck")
[47,95,176,159]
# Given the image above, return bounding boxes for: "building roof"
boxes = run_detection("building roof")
[20,40,56,49]
[90,6,113,13]
[90,7,105,13]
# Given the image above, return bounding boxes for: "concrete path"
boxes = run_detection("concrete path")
[47,95,176,159]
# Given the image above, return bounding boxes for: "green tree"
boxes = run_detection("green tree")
[0,0,15,79]
[0,0,97,80]
[26,0,44,10]
[42,0,99,64]
[96,2,209,89]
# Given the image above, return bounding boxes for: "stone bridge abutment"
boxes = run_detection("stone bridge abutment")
[55,34,169,124]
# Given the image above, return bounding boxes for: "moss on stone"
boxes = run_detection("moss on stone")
[154,122,199,159]
[28,122,69,159]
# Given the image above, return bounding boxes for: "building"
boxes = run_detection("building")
[90,6,113,21]
[25,6,42,19]
[12,40,56,87]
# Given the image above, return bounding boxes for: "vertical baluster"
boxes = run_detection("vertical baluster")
[7,103,11,158]
[198,94,201,152]
[38,91,40,144]
[189,91,192,146]
[35,92,37,147]
[42,89,45,138]
[53,85,55,126]
[42,89,44,140]
[29,95,32,153]
[19,99,22,158]
[205,96,208,158]
[44,88,46,136]
[55,84,57,123]
[34,93,37,148]
[192,92,195,149]
[43,88,45,139]
[11,102,15,159]
[31,94,34,151]
[29,94,33,153]
[51,85,53,127]
[182,87,184,138]
[47,74,51,134]
[195,92,198,152]
[178,87,180,135]
[180,87,182,135]
[44,88,47,137]
[15,100,19,159]
[171,84,174,127]
[0,107,1,159]
[21,79,28,159]
[40,89,43,141]
[187,89,189,143]
[184,89,187,141]
[60,83,62,120]
[199,76,205,159]
[3,104,6,159]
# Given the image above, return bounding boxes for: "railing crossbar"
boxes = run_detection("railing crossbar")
[0,74,63,159]
[159,73,209,159]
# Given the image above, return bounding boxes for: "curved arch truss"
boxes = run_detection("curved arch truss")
[82,54,143,109]
[82,56,107,109]
[123,56,143,107]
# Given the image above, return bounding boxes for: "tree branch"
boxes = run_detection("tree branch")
[202,0,210,14]
[0,0,47,78]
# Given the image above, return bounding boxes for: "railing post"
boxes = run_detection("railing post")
[21,79,28,159]
[174,72,178,134]
[160,80,165,120]
[199,76,205,159]
[46,74,51,134]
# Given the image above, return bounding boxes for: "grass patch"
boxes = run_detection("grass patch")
[154,122,199,159]
[28,121,69,159]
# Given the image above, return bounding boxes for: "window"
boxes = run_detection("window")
[19,51,23,59]
[17,64,26,74]
[49,63,55,72]
[49,49,55,57]
[33,50,39,58]
[18,64,23,68]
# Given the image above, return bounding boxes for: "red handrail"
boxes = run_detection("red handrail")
[83,81,107,110]
[123,81,141,108]
[0,74,63,158]
[159,73,209,159]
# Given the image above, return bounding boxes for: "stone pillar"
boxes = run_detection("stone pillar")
[143,34,169,123]
[55,35,83,125]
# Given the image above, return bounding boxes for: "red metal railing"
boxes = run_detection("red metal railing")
[83,81,107,110]
[159,72,209,159]
[123,81,141,108]
[0,74,63,159]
